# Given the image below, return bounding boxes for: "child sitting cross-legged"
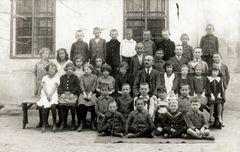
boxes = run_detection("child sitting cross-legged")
[185,97,215,140]
[178,84,193,115]
[126,98,155,138]
[95,83,115,132]
[156,100,187,138]
[98,101,125,138]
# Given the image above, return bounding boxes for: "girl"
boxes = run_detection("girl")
[206,65,224,128]
[54,48,71,126]
[35,48,50,128]
[55,48,72,77]
[77,64,98,132]
[93,57,103,77]
[36,62,59,133]
[96,64,115,96]
[163,61,179,97]
[73,55,84,79]
[115,61,130,95]
[177,64,192,94]
[58,62,79,130]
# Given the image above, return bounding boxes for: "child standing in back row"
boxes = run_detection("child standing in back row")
[180,33,193,61]
[89,27,106,63]
[70,30,89,63]
[200,24,219,66]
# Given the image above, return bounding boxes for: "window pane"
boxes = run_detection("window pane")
[34,38,53,56]
[147,19,166,42]
[16,0,32,14]
[35,0,54,15]
[16,18,32,36]
[16,38,32,55]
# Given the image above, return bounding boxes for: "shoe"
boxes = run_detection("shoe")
[52,124,57,132]
[91,121,96,131]
[100,132,108,136]
[150,132,156,138]
[203,135,215,141]
[114,133,124,138]
[181,133,187,138]
[46,123,51,128]
[126,133,138,138]
[36,123,42,128]
[59,123,64,130]
[41,126,46,133]
[71,125,75,131]
[163,134,169,138]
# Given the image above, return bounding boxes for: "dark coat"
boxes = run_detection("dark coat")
[156,39,175,61]
[169,55,189,72]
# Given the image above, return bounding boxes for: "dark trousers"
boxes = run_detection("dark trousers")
[60,105,76,126]
[128,126,155,137]
[77,105,96,125]
[38,108,49,125]
[42,105,57,126]
[121,56,131,67]
[202,55,212,66]
[99,124,125,134]
[162,126,188,137]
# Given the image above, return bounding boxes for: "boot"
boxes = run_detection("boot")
[52,106,57,132]
[91,120,96,131]
[36,109,43,128]
[71,120,76,130]
[77,120,84,132]
[41,108,47,133]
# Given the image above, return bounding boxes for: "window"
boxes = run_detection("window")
[10,0,55,58]
[124,0,168,43]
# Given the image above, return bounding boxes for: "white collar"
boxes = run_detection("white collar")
[207,76,221,82]
[124,39,134,43]
[139,95,150,99]
[194,58,201,62]
[145,67,153,72]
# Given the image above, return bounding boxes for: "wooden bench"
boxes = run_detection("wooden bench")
[22,97,39,129]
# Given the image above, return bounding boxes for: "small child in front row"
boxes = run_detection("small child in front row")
[178,84,192,115]
[206,65,224,128]
[185,97,215,140]
[95,84,115,132]
[58,62,79,130]
[36,62,59,133]
[159,100,187,138]
[153,49,165,74]
[116,83,133,120]
[126,98,155,138]
[98,101,125,137]
[149,87,168,121]
[133,83,151,112]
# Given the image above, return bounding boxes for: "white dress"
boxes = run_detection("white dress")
[54,60,72,77]
[164,73,175,94]
[37,75,60,108]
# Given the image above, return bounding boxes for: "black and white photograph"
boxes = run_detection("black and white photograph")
[0,0,240,151]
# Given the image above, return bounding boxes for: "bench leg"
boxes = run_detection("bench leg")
[22,103,28,129]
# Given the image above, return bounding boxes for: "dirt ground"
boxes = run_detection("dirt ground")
[0,74,240,152]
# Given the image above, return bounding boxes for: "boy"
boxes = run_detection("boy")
[129,43,145,82]
[156,29,175,61]
[169,44,189,73]
[150,87,168,125]
[106,29,120,76]
[89,27,106,63]
[126,98,155,138]
[176,64,192,94]
[141,30,156,56]
[116,83,134,120]
[153,49,165,74]
[178,84,192,115]
[98,101,125,137]
[200,24,219,66]
[120,28,137,65]
[188,48,208,75]
[133,83,151,112]
[95,84,115,131]
[70,30,89,63]
[158,100,187,138]
[180,33,193,61]
[185,97,215,140]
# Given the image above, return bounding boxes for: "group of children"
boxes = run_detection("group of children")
[34,24,230,141]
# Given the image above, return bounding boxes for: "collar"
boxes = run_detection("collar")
[180,95,191,99]
[154,58,164,62]
[207,76,221,82]
[145,67,153,72]
[166,110,181,118]
[194,75,202,79]
[134,109,147,114]
[190,110,201,115]
[139,95,150,100]
[124,39,134,43]
[194,58,201,62]
[100,95,110,99]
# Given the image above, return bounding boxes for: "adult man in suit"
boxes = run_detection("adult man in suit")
[169,44,189,73]
[133,55,163,97]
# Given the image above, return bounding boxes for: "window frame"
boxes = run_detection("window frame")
[10,0,56,59]
[123,0,169,41]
